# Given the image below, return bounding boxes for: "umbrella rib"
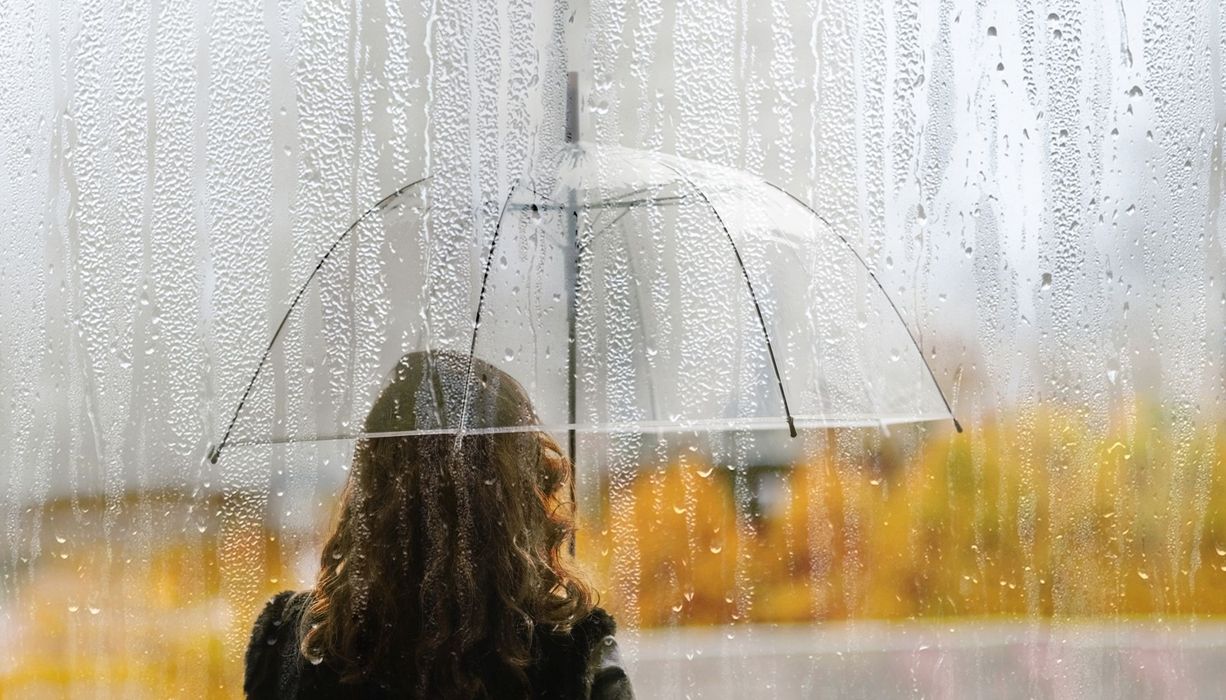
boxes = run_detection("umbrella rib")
[661,163,798,439]
[760,180,963,434]
[460,179,525,436]
[580,205,635,252]
[207,177,431,464]
[580,187,681,250]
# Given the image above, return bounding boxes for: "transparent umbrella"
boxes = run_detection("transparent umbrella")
[207,140,960,466]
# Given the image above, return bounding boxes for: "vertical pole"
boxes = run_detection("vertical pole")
[565,71,580,146]
[565,71,580,553]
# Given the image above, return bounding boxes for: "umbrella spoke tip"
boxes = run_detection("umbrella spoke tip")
[206,444,222,465]
[953,417,964,434]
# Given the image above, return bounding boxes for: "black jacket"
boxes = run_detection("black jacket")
[245,590,634,699]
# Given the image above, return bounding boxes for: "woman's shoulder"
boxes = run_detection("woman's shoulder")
[574,608,633,700]
[530,607,633,699]
[571,606,617,647]
[248,590,312,650]
[534,606,616,656]
[244,590,314,699]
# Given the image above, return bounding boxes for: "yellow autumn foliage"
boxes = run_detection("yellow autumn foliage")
[4,405,1226,695]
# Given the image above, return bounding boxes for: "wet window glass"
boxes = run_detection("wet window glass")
[2,0,1223,696]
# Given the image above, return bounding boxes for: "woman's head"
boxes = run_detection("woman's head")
[302,350,593,697]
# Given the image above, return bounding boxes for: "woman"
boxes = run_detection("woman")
[244,351,633,699]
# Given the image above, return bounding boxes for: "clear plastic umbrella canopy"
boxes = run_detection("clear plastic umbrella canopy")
[210,143,956,461]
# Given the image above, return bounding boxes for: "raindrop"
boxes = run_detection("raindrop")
[1040,273,1052,289]
[1127,85,1143,98]
[504,348,515,362]
[987,26,997,36]
[1137,570,1150,581]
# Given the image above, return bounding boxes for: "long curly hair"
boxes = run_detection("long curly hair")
[300,351,594,697]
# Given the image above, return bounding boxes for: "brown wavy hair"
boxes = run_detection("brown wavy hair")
[300,351,594,697]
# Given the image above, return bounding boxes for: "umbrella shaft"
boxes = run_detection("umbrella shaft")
[565,70,580,468]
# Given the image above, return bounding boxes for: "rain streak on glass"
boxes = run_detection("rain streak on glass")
[0,0,1223,697]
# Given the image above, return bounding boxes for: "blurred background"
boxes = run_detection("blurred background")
[1,0,1224,696]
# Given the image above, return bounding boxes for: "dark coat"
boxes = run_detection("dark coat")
[244,590,634,700]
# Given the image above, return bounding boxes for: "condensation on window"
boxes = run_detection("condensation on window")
[0,0,1223,696]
